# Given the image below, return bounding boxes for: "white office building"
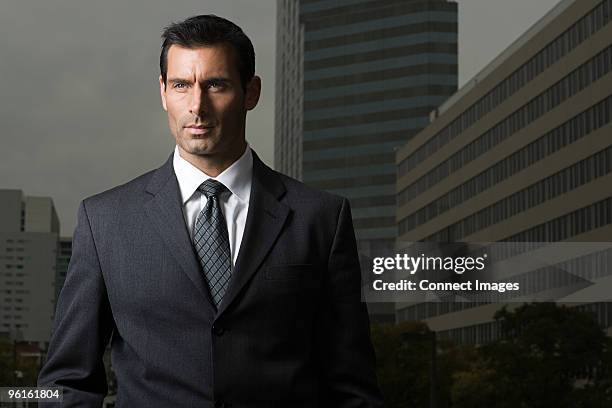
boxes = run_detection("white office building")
[0,189,60,342]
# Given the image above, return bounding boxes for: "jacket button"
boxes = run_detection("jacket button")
[212,324,225,336]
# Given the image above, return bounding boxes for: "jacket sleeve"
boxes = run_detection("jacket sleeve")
[38,200,115,407]
[316,198,385,407]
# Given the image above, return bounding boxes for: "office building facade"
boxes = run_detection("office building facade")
[395,0,612,343]
[0,190,60,342]
[277,0,458,241]
[55,237,72,305]
[276,0,459,319]
[276,0,305,180]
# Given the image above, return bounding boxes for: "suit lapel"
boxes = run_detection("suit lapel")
[217,152,290,316]
[143,154,216,307]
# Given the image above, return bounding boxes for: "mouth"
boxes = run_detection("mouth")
[184,125,215,135]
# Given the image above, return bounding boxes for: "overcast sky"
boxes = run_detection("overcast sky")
[0,0,561,235]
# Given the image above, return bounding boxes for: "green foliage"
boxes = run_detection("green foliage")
[371,321,433,407]
[373,303,612,407]
[451,359,506,408]
[450,303,612,408]
[0,339,41,387]
[0,339,14,386]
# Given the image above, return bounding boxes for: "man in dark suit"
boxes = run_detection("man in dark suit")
[38,15,383,407]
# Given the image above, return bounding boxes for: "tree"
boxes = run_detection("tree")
[0,339,14,386]
[371,321,433,407]
[451,303,612,407]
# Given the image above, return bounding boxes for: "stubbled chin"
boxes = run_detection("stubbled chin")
[181,140,215,155]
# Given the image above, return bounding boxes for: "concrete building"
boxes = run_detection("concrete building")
[395,0,612,343]
[0,189,60,342]
[55,237,72,305]
[276,0,459,320]
[276,0,304,180]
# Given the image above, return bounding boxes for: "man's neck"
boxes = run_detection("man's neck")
[178,142,247,177]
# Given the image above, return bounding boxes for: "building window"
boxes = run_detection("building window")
[399,46,612,206]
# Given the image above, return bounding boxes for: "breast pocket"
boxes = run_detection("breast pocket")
[257,264,320,332]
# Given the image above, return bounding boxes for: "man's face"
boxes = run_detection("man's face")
[159,44,260,164]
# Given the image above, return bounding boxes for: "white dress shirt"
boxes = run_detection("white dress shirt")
[173,144,253,266]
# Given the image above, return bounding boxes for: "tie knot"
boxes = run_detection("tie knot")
[198,179,228,198]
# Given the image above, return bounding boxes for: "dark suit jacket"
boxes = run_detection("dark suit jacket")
[38,151,383,408]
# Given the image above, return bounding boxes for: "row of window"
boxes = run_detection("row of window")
[575,302,612,329]
[459,253,612,304]
[397,301,490,323]
[3,281,25,286]
[504,197,612,242]
[400,297,612,328]
[426,167,611,244]
[433,197,612,262]
[419,147,612,241]
[3,273,26,277]
[398,0,612,177]
[399,44,612,206]
[3,298,24,303]
[399,95,612,233]
[414,245,612,310]
[435,302,612,345]
[1,324,28,328]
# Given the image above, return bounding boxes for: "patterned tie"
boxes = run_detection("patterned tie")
[194,179,232,308]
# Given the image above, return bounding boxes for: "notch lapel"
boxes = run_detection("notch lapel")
[143,155,216,308]
[217,152,290,316]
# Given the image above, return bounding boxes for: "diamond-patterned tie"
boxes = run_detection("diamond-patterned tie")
[194,179,232,308]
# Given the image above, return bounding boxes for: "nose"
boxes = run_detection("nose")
[189,83,209,116]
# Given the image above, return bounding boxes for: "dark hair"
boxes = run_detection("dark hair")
[160,15,255,91]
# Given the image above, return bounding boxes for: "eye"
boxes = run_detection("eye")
[207,80,225,90]
[173,82,188,89]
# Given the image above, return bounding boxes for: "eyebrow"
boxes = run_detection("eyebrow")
[167,77,231,85]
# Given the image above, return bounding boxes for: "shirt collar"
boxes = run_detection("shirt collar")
[172,144,253,204]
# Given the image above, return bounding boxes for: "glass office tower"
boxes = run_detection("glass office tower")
[276,0,458,319]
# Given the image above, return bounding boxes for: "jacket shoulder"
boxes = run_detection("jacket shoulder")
[275,171,347,213]
[81,167,161,215]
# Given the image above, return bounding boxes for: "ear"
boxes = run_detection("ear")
[244,75,261,111]
[159,75,168,112]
